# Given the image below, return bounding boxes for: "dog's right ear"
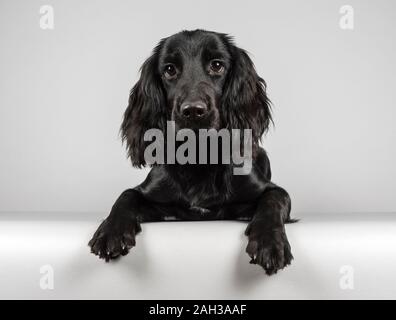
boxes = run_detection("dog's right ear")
[121,43,167,167]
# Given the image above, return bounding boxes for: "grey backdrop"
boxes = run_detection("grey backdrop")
[0,0,395,214]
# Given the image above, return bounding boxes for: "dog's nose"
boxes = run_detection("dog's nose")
[181,101,208,120]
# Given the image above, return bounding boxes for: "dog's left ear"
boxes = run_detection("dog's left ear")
[221,46,272,145]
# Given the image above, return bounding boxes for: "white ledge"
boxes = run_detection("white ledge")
[0,213,395,299]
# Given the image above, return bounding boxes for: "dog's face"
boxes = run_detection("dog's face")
[158,32,230,130]
[122,30,272,166]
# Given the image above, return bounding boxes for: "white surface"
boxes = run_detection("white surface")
[1,0,396,213]
[1,213,396,299]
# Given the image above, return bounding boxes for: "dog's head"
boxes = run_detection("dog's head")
[121,29,272,167]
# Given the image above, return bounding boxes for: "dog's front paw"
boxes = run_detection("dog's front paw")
[245,224,293,275]
[88,215,141,262]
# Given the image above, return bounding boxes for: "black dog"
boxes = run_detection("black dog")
[89,30,295,275]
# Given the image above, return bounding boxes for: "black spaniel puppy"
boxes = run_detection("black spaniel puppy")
[89,30,296,275]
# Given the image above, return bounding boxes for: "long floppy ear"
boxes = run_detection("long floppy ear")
[221,44,272,148]
[121,45,167,167]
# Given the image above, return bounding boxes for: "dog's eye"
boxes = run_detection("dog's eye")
[209,60,225,74]
[164,64,177,79]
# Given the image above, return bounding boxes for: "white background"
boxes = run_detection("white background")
[1,0,395,214]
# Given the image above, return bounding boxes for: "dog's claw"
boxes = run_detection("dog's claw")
[246,225,293,275]
[89,216,141,261]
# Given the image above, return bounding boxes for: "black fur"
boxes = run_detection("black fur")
[89,30,295,275]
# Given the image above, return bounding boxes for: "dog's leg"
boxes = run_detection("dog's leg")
[89,189,146,261]
[244,185,294,275]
